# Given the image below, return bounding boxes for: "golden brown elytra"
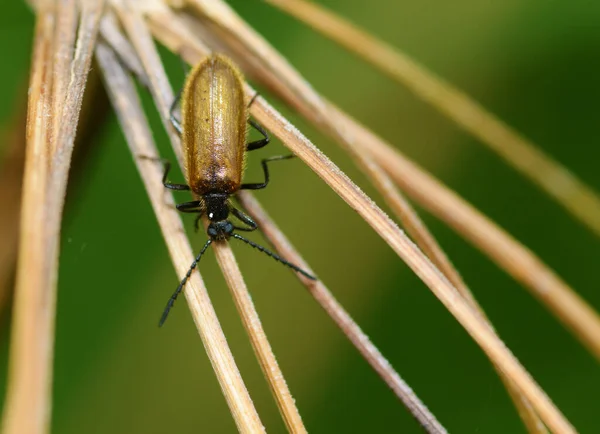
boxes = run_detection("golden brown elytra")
[181,55,247,196]
[156,54,316,326]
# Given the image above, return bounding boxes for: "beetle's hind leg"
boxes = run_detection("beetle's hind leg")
[246,119,270,151]
[241,155,295,190]
[175,201,205,232]
[231,207,258,232]
[138,156,190,191]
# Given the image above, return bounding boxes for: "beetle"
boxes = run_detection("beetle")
[156,54,315,326]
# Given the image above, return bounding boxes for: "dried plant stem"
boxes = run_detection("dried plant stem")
[99,11,151,88]
[238,192,448,434]
[113,8,306,430]
[3,1,103,432]
[2,7,53,433]
[251,97,575,433]
[263,0,600,239]
[50,0,77,141]
[95,41,265,434]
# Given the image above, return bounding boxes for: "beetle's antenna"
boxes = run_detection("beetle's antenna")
[159,238,213,327]
[232,233,316,280]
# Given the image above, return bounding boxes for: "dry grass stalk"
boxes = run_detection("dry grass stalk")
[263,0,600,239]
[238,191,449,434]
[50,0,77,141]
[2,8,52,431]
[113,5,307,431]
[94,41,265,433]
[3,1,104,433]
[99,11,151,88]
[142,5,448,432]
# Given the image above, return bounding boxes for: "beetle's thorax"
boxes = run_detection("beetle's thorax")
[204,193,233,240]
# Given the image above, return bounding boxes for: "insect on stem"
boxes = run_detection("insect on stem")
[155,54,316,325]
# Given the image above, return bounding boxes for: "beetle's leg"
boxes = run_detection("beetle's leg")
[246,119,270,151]
[247,91,260,109]
[241,155,294,190]
[160,159,189,190]
[231,207,258,232]
[138,156,190,190]
[176,201,202,212]
[174,201,205,232]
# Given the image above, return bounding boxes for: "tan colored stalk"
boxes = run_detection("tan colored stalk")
[114,6,306,431]
[99,11,151,88]
[263,0,600,239]
[2,10,52,432]
[3,2,104,433]
[50,0,77,142]
[95,41,265,434]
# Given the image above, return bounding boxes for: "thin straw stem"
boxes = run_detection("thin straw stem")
[3,2,103,433]
[2,6,54,433]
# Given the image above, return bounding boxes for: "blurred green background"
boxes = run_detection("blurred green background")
[1,0,599,432]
